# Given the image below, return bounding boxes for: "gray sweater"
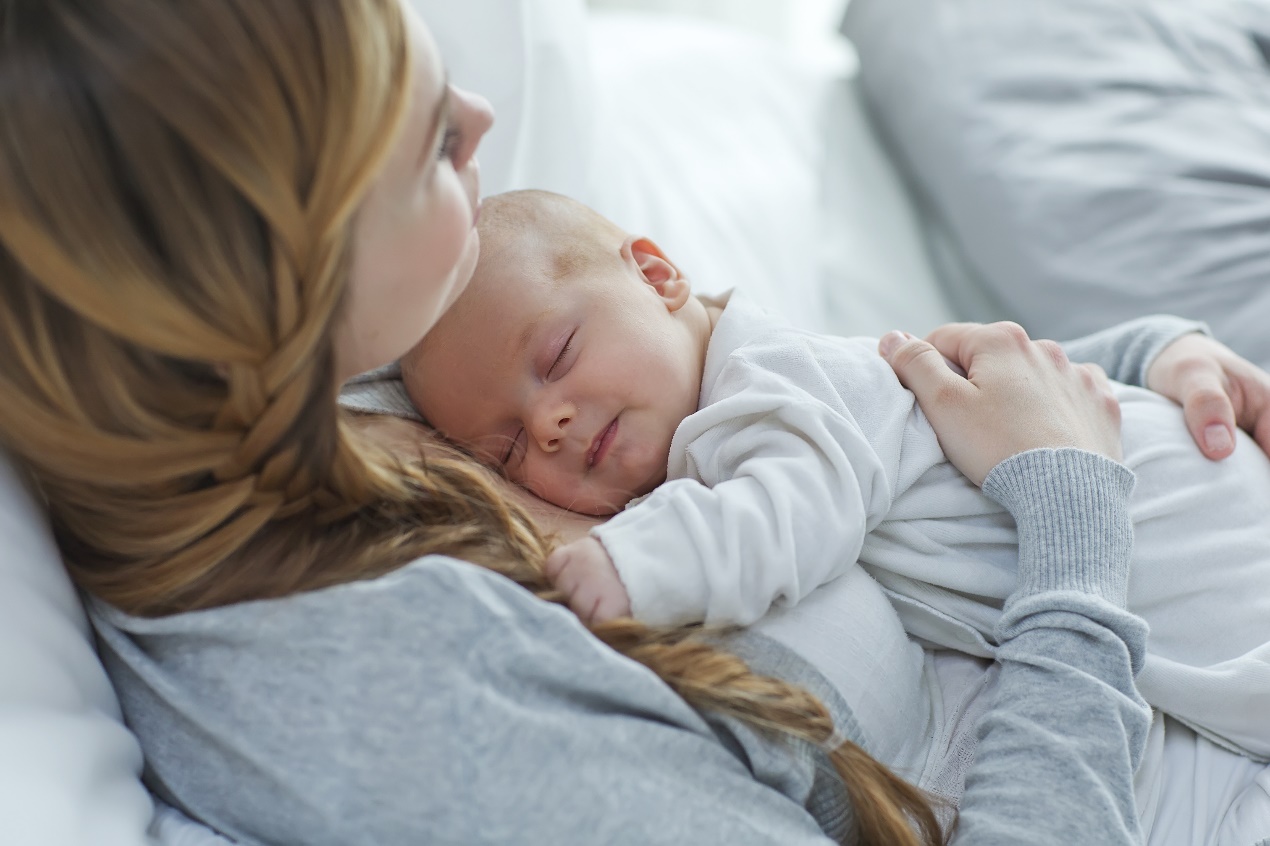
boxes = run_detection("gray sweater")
[89,317,1196,845]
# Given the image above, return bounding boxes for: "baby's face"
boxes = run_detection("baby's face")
[405,240,705,515]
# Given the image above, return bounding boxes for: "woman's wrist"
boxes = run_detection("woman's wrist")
[983,448,1136,608]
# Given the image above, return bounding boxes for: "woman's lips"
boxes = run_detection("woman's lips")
[587,417,619,468]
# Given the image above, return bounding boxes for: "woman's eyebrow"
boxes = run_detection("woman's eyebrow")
[417,72,452,171]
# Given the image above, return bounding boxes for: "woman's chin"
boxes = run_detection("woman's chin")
[443,228,481,313]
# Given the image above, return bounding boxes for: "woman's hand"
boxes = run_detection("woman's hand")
[879,322,1123,486]
[1146,332,1270,460]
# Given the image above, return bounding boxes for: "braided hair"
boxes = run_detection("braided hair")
[0,2,942,844]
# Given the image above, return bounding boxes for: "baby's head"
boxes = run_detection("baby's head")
[403,190,712,515]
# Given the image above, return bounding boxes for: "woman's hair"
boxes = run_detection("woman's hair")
[0,2,941,844]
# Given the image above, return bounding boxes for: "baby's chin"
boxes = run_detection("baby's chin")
[542,483,653,517]
[558,491,628,518]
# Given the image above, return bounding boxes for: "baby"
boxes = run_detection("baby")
[404,189,1270,762]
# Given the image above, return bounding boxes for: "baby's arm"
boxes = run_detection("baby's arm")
[590,359,897,628]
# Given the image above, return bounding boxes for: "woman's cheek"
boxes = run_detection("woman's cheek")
[423,179,475,287]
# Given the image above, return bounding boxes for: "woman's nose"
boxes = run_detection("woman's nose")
[529,400,574,454]
[451,86,494,172]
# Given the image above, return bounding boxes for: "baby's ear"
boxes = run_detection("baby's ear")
[627,236,691,311]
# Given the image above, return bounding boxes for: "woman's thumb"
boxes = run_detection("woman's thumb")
[878,331,969,404]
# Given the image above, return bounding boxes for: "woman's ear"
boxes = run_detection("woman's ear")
[626,236,691,311]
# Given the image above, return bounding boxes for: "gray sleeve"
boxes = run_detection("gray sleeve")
[952,448,1151,845]
[1059,315,1209,387]
[92,558,835,846]
[94,453,1152,845]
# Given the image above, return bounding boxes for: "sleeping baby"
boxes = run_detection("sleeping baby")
[403,189,1270,762]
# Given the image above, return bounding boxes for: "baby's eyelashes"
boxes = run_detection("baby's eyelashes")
[545,331,577,381]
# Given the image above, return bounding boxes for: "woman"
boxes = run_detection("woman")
[0,1,1266,843]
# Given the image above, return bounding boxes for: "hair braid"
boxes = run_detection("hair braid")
[0,2,943,844]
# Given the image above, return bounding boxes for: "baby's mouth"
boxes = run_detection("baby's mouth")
[587,416,619,468]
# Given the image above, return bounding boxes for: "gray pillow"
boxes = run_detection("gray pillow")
[844,0,1270,367]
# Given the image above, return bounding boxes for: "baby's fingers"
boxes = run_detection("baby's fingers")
[543,547,570,582]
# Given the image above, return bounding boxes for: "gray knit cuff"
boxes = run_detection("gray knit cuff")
[1059,314,1209,388]
[1121,315,1210,389]
[983,448,1136,608]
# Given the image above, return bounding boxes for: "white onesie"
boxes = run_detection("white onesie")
[592,296,1270,762]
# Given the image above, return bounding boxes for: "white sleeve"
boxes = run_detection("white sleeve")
[592,360,894,627]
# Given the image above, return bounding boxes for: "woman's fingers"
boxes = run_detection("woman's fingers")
[1225,356,1270,458]
[881,322,1124,485]
[924,320,1033,372]
[1145,333,1270,460]
[878,331,973,405]
[1162,352,1237,459]
[1183,384,1237,460]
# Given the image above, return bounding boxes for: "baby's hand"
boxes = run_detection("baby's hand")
[544,537,630,625]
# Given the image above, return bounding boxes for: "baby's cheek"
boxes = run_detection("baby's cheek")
[523,472,577,513]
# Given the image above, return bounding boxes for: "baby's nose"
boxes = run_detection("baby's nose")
[530,401,574,453]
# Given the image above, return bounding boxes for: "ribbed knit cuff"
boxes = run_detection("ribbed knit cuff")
[1127,318,1210,389]
[1058,314,1208,387]
[982,448,1136,608]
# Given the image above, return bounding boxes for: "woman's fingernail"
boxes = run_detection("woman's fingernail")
[879,331,905,357]
[1205,423,1233,454]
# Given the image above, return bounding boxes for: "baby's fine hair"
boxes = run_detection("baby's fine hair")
[476,189,629,283]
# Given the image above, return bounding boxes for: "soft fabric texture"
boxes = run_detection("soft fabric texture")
[0,453,156,846]
[581,13,956,338]
[87,446,1152,845]
[843,0,1270,368]
[594,297,1270,760]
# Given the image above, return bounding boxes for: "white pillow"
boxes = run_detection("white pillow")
[0,451,155,846]
[581,11,957,338]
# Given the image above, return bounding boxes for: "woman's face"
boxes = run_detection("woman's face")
[336,4,493,382]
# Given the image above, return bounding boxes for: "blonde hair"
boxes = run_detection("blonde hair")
[0,3,941,844]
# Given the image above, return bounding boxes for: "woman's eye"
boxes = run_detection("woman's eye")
[546,333,575,379]
[437,126,462,163]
